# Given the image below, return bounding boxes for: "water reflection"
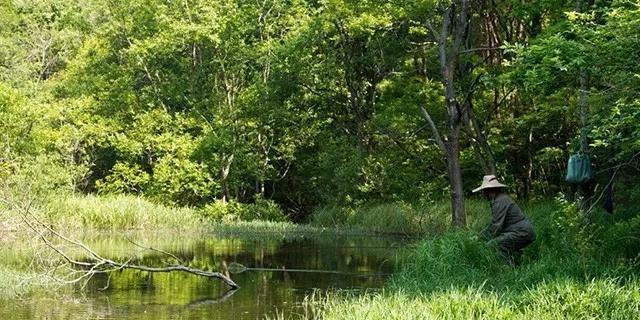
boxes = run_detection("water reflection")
[1,230,408,319]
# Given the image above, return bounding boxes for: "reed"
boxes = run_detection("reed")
[41,194,203,230]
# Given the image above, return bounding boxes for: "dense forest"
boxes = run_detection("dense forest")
[2,0,639,222]
[3,1,640,319]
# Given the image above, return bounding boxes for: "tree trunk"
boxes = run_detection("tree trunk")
[423,0,471,228]
[444,80,466,227]
[575,0,591,212]
[221,154,234,202]
[446,125,466,227]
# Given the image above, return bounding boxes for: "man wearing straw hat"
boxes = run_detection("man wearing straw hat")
[473,175,536,265]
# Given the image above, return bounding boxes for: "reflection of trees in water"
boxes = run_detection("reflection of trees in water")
[3,229,405,319]
[84,232,401,305]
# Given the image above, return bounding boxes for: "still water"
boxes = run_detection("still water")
[2,230,408,319]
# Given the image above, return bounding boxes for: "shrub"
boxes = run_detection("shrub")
[200,196,288,223]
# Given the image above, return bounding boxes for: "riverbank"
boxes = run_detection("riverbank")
[3,194,639,319]
[275,198,640,319]
[0,194,412,300]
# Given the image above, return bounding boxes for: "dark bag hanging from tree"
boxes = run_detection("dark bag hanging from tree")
[565,154,593,184]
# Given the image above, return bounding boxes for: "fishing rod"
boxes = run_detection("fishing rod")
[227,262,391,277]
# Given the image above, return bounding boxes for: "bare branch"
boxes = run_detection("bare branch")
[126,237,184,265]
[1,198,240,290]
[459,47,502,54]
[419,106,447,153]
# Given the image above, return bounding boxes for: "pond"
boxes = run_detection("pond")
[1,229,410,319]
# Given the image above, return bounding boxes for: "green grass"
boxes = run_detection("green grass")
[279,199,640,319]
[291,279,640,320]
[310,198,495,235]
[41,194,204,230]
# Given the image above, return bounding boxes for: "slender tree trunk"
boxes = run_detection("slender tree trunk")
[575,0,591,212]
[444,76,466,227]
[446,126,466,227]
[423,0,471,227]
[221,154,234,203]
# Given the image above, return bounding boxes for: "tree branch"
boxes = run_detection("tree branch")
[419,106,447,153]
[2,198,240,290]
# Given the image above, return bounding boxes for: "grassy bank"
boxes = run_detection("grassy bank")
[300,279,640,320]
[5,194,291,232]
[41,194,204,230]
[283,198,640,319]
[309,198,527,235]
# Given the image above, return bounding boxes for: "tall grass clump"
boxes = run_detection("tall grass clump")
[309,198,489,236]
[42,194,202,230]
[310,204,351,227]
[347,202,417,234]
[391,231,507,292]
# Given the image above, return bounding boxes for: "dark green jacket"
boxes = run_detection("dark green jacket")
[485,193,534,238]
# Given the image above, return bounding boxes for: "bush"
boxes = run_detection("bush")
[200,196,288,223]
[600,213,640,262]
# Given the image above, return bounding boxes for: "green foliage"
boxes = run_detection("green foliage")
[95,162,150,194]
[392,231,505,291]
[600,214,640,262]
[200,196,288,223]
[291,279,640,320]
[2,0,640,224]
[42,194,202,230]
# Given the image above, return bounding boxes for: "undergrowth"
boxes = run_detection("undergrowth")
[277,197,640,319]
[310,198,498,235]
[42,194,203,230]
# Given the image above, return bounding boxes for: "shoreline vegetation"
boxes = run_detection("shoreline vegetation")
[3,194,639,320]
[2,0,640,318]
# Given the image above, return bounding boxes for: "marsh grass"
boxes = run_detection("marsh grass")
[42,194,203,230]
[281,199,640,319]
[289,278,640,320]
[310,198,498,236]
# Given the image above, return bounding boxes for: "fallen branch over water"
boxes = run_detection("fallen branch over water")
[227,262,389,277]
[1,197,239,290]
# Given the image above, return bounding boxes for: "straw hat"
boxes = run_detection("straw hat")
[472,175,507,193]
